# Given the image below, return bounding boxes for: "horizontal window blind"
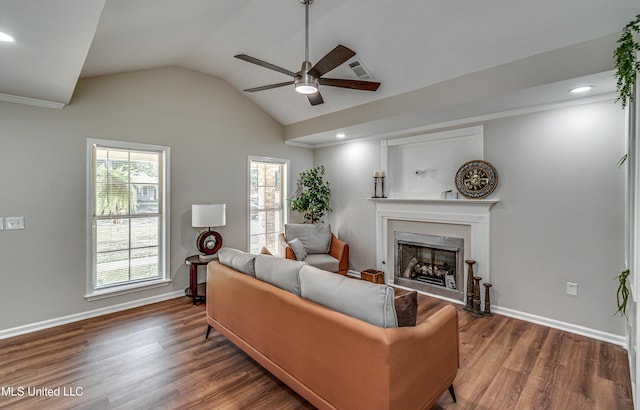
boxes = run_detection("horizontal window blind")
[90,142,167,291]
[249,157,287,256]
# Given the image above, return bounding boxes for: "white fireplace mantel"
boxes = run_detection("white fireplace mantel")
[371,197,498,297]
[369,198,499,206]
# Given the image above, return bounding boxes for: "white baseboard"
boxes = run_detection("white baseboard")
[376,275,626,347]
[492,305,627,347]
[0,290,185,340]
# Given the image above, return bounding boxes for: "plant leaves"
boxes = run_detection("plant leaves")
[615,269,630,317]
[614,14,640,108]
[290,165,332,223]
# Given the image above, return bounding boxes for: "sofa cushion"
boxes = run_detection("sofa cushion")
[285,223,332,254]
[394,290,418,327]
[288,238,307,261]
[254,254,305,296]
[303,254,339,273]
[218,247,256,277]
[299,265,398,328]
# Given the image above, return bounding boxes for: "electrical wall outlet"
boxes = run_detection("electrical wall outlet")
[5,216,24,230]
[566,282,578,296]
[0,217,3,230]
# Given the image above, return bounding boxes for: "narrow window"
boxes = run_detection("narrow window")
[86,139,170,300]
[248,157,288,255]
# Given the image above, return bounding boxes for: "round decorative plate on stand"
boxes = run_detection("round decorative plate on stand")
[196,230,223,256]
[454,160,498,199]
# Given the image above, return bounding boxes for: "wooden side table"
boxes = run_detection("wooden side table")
[361,269,385,284]
[185,255,217,305]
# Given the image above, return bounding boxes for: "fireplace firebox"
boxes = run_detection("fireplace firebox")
[394,232,464,301]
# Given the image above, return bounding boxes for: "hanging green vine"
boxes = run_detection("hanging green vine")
[615,269,630,317]
[614,14,640,108]
[612,16,640,318]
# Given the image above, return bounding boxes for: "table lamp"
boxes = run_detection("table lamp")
[192,204,226,261]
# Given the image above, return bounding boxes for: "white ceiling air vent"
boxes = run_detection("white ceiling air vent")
[349,60,373,80]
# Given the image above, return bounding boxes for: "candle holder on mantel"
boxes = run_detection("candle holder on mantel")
[372,177,380,198]
[371,170,387,198]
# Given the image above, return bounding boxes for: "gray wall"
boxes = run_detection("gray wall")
[0,67,313,331]
[315,99,626,335]
[0,65,625,337]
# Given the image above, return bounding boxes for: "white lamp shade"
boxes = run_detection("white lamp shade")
[192,204,226,228]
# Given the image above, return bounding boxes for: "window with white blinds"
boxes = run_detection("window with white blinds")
[86,139,170,300]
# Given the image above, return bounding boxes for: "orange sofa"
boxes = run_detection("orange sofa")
[206,259,459,410]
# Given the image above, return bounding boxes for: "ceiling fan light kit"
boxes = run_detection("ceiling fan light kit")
[234,0,380,106]
[295,61,319,94]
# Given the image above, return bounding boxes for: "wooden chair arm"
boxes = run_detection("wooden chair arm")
[329,234,350,275]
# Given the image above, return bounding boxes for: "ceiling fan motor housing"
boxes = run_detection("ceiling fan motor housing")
[295,61,319,94]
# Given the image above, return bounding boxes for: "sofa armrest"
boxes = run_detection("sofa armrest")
[279,233,296,260]
[387,305,459,409]
[329,234,349,275]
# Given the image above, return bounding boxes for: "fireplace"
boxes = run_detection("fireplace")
[394,232,464,301]
[372,197,497,304]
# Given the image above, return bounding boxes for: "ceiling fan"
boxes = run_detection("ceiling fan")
[234,0,380,106]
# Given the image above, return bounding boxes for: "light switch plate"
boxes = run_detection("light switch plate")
[6,216,24,230]
[0,217,3,231]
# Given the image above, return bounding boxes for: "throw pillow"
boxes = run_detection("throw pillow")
[394,290,418,327]
[218,247,256,277]
[254,254,305,296]
[260,247,273,255]
[288,237,307,261]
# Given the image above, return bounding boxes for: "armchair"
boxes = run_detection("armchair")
[279,224,349,275]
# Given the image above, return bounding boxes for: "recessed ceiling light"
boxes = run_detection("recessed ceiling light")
[570,86,593,93]
[0,31,15,42]
[336,133,346,139]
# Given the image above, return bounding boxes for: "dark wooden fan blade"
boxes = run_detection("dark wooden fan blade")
[243,81,294,92]
[235,54,297,77]
[307,92,324,106]
[319,78,381,91]
[307,45,356,78]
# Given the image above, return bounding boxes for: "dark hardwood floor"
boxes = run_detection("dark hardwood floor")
[0,295,633,409]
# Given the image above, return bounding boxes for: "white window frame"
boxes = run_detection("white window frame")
[86,138,171,301]
[247,156,289,256]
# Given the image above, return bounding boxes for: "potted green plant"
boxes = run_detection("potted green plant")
[291,165,332,223]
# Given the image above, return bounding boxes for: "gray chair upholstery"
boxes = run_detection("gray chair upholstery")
[279,223,349,275]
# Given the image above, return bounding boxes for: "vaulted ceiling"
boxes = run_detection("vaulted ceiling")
[1,0,639,143]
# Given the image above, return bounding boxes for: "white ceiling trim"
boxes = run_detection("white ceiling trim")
[0,93,65,110]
